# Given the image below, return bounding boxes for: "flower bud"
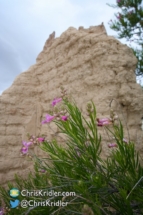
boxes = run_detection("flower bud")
[86,103,92,110]
[108,143,118,148]
[113,115,118,120]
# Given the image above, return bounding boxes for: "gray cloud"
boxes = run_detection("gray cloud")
[0,0,123,94]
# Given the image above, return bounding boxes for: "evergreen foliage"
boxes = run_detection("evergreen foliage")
[107,0,143,76]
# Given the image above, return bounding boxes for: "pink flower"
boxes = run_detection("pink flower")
[61,115,68,121]
[97,122,104,126]
[52,98,62,106]
[21,141,33,155]
[123,138,128,144]
[21,146,29,154]
[40,169,46,173]
[116,13,122,20]
[117,15,120,19]
[97,118,110,123]
[0,208,4,215]
[22,141,33,147]
[41,114,55,124]
[108,143,118,148]
[102,121,111,125]
[37,137,45,142]
[97,118,112,126]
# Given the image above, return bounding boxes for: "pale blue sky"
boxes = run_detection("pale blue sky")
[0,0,135,94]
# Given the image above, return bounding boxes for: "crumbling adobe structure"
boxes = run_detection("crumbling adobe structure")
[0,24,143,185]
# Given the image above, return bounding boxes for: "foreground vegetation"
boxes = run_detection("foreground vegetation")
[0,88,143,215]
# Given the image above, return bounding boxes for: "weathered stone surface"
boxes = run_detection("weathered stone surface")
[0,24,143,185]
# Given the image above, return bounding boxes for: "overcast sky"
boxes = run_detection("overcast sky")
[0,0,136,95]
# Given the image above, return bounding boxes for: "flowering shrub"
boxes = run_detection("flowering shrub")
[0,88,143,214]
[20,136,45,155]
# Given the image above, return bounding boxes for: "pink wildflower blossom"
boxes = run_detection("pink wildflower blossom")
[41,114,55,124]
[117,13,121,20]
[108,143,118,148]
[123,138,128,144]
[61,115,68,121]
[21,141,32,155]
[40,169,46,173]
[37,137,45,142]
[0,207,4,215]
[21,146,29,154]
[97,122,105,126]
[52,98,62,106]
[22,141,33,147]
[97,118,110,123]
[97,118,112,126]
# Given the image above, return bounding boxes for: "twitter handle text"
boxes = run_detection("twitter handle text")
[21,199,68,208]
